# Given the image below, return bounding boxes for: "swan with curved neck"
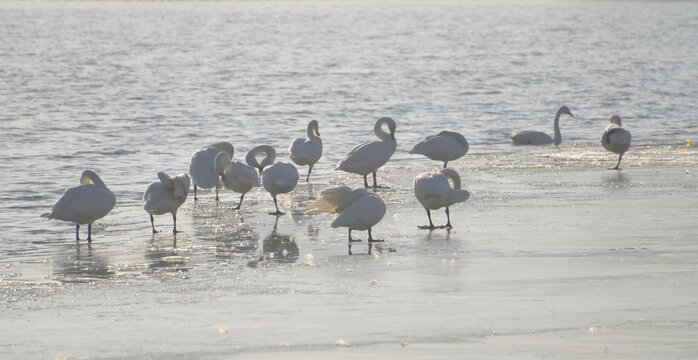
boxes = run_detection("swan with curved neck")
[248,145,299,215]
[215,149,261,210]
[336,117,397,188]
[413,168,470,229]
[510,106,573,145]
[41,170,116,242]
[409,130,469,168]
[189,141,234,201]
[143,172,190,233]
[601,115,631,170]
[289,120,322,182]
[307,186,386,255]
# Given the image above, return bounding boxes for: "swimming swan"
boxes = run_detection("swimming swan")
[307,186,386,255]
[413,168,470,229]
[215,150,260,210]
[248,145,299,215]
[188,141,234,201]
[41,170,116,242]
[336,117,396,188]
[601,115,631,170]
[143,172,190,233]
[289,120,322,182]
[510,106,574,145]
[409,130,469,168]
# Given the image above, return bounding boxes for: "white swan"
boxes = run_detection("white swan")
[601,115,631,170]
[289,120,322,182]
[409,130,469,168]
[336,117,396,188]
[307,186,386,255]
[510,106,574,145]
[248,145,299,215]
[215,150,260,210]
[413,168,470,229]
[143,172,190,233]
[188,141,234,201]
[41,170,116,242]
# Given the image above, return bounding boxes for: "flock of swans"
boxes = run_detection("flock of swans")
[41,106,631,254]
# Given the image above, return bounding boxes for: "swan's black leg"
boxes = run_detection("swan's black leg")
[612,153,624,170]
[215,187,220,202]
[348,229,362,255]
[87,223,92,243]
[193,184,198,201]
[441,207,453,229]
[443,161,448,168]
[372,171,378,189]
[75,224,80,241]
[172,213,178,234]
[150,214,158,234]
[418,209,436,229]
[306,165,313,182]
[268,196,284,215]
[368,227,383,243]
[363,174,369,188]
[233,193,245,210]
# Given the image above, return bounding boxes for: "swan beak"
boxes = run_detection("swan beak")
[315,128,320,136]
[569,112,574,117]
[390,130,396,140]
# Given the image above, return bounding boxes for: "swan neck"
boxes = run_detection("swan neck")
[374,118,393,141]
[81,170,106,188]
[440,169,461,190]
[553,111,562,145]
[306,121,317,139]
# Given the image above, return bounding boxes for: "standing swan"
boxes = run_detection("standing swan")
[215,150,260,210]
[601,115,631,170]
[336,117,397,188]
[289,120,322,182]
[413,168,470,229]
[248,145,299,215]
[143,172,190,233]
[41,170,116,242]
[188,141,234,201]
[409,130,469,168]
[510,106,574,145]
[307,186,386,255]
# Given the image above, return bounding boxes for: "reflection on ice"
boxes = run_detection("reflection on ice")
[52,243,114,283]
[145,235,189,273]
[261,216,299,264]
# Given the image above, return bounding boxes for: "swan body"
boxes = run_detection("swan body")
[41,170,116,241]
[601,115,631,170]
[289,120,322,181]
[188,141,234,201]
[143,172,190,233]
[336,117,397,188]
[307,186,386,254]
[409,130,469,168]
[413,168,470,229]
[215,150,260,210]
[248,145,299,215]
[510,106,574,145]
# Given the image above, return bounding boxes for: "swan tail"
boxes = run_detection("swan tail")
[41,212,52,218]
[306,186,353,214]
[452,190,470,204]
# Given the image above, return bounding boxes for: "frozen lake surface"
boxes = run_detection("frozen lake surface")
[1,1,697,358]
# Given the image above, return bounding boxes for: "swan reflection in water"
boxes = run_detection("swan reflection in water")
[145,234,189,273]
[53,243,114,283]
[213,215,259,263]
[249,216,299,267]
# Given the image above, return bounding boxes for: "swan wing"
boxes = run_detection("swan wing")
[510,131,553,145]
[289,138,322,165]
[413,173,451,209]
[189,147,223,189]
[607,127,631,146]
[143,181,170,214]
[336,140,396,174]
[409,134,467,161]
[44,185,115,224]
[307,186,368,214]
[331,193,386,230]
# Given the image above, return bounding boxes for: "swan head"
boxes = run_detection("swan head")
[376,117,396,140]
[610,115,622,126]
[246,145,276,174]
[309,120,320,136]
[173,174,191,201]
[80,170,106,188]
[559,105,574,118]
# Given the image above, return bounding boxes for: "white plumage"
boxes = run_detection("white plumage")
[289,120,322,182]
[215,150,261,210]
[409,130,469,168]
[41,170,116,242]
[413,168,470,229]
[143,172,190,233]
[601,115,631,170]
[307,186,386,254]
[188,141,234,201]
[510,106,573,145]
[248,145,299,215]
[336,117,397,188]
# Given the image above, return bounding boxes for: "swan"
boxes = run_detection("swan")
[289,120,322,182]
[143,172,190,233]
[41,170,116,242]
[510,106,574,145]
[409,130,469,168]
[248,145,299,215]
[188,141,234,201]
[336,117,396,188]
[215,150,260,210]
[601,115,631,170]
[307,186,386,255]
[413,168,470,229]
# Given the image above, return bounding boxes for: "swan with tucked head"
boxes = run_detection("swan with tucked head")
[188,141,234,201]
[413,168,470,229]
[248,145,299,215]
[289,120,322,182]
[307,186,386,255]
[143,172,190,233]
[510,106,574,145]
[215,149,261,210]
[601,115,631,170]
[410,130,469,168]
[336,117,396,188]
[41,170,116,242]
